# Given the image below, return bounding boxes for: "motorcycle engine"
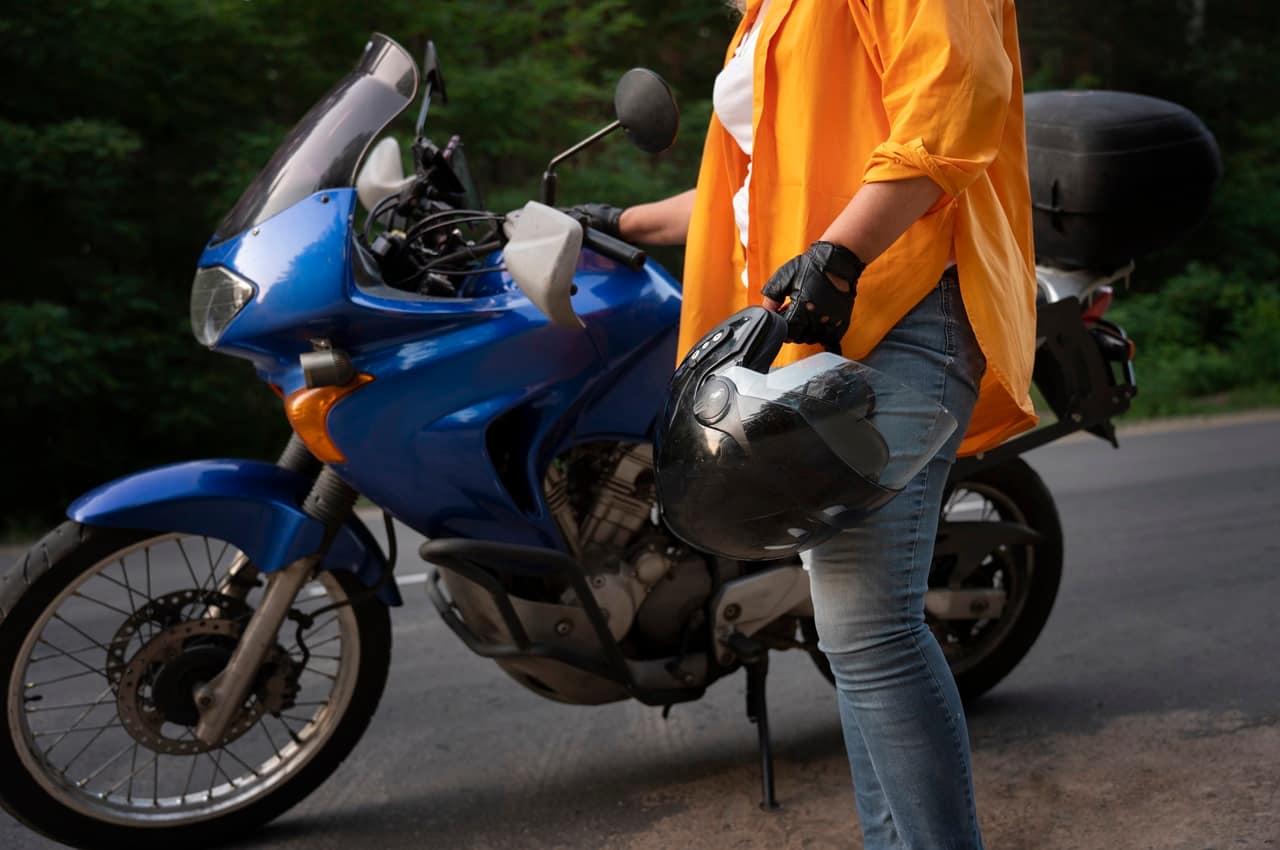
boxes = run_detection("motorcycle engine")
[545,442,712,656]
[438,441,716,704]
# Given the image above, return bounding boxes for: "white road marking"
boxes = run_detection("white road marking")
[302,570,431,598]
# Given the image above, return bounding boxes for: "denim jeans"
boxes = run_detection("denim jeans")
[805,270,987,850]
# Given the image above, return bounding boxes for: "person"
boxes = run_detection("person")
[574,0,1036,847]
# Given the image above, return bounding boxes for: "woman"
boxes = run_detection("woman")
[578,1,1036,846]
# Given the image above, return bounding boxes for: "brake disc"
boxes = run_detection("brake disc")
[105,589,251,689]
[109,595,302,755]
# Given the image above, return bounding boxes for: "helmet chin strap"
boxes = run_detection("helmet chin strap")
[736,307,790,372]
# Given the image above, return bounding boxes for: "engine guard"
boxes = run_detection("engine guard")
[421,537,705,706]
[67,459,402,606]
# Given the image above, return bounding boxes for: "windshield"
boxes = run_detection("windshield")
[214,33,418,242]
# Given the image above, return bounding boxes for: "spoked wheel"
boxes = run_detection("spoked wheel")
[0,522,391,849]
[801,459,1062,701]
[931,459,1062,701]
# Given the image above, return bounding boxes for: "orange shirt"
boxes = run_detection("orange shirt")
[680,0,1038,455]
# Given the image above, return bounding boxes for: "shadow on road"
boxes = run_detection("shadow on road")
[234,719,851,848]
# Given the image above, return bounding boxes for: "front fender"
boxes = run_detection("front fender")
[68,459,402,605]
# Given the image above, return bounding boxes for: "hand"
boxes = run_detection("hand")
[563,203,624,239]
[761,241,865,348]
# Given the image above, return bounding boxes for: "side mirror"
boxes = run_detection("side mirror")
[355,137,415,212]
[415,40,448,134]
[422,41,448,104]
[614,68,679,154]
[540,67,679,205]
[503,202,585,329]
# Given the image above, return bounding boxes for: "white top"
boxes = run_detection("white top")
[713,1,770,285]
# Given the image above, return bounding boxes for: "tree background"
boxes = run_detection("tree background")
[2,0,1276,531]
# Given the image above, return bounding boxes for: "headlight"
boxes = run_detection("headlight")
[190,266,255,346]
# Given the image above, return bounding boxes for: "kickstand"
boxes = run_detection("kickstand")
[732,633,780,811]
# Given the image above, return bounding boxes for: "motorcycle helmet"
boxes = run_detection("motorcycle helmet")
[655,307,958,561]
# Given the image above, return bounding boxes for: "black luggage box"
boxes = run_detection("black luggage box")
[1025,90,1222,269]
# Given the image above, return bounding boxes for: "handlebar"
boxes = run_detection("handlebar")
[583,227,647,271]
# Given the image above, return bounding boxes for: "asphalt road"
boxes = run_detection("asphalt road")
[4,412,1279,849]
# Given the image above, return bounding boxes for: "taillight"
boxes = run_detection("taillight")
[1081,286,1114,324]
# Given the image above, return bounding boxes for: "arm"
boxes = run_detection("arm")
[764,177,943,310]
[764,0,1013,322]
[859,0,1014,196]
[834,0,1014,261]
[617,189,697,246]
[818,177,942,263]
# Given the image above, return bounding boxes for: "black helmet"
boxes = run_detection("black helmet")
[655,307,957,561]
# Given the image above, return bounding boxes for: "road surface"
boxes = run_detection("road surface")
[4,412,1279,849]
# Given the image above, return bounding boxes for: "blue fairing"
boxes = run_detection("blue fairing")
[68,459,402,606]
[192,188,681,556]
[71,177,683,587]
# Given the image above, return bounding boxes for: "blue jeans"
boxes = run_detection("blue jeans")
[806,271,987,850]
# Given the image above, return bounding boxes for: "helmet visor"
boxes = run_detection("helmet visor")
[721,352,957,493]
[656,352,959,560]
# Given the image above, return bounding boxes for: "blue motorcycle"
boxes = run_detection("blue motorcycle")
[1,34,1150,846]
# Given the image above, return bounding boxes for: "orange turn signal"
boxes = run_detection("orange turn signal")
[284,374,374,464]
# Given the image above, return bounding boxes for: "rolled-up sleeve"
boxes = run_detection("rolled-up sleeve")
[858,0,1013,198]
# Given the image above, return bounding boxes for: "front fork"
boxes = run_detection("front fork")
[194,436,345,746]
[211,436,322,610]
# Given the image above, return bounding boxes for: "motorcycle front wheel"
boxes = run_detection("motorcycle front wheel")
[0,521,392,849]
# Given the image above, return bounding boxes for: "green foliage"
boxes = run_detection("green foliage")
[0,0,1275,528]
[0,0,735,528]
[1199,119,1280,284]
[1019,0,1280,290]
[1018,0,1280,415]
[1109,265,1280,416]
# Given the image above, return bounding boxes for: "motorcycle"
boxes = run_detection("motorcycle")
[2,34,1168,847]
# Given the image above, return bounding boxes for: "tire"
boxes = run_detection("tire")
[937,459,1062,701]
[0,522,392,849]
[803,458,1063,702]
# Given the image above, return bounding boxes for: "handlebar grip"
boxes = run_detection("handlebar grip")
[583,227,647,271]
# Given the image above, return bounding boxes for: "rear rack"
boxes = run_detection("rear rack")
[952,296,1137,479]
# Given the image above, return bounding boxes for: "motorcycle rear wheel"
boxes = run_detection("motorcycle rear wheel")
[0,521,392,849]
[803,457,1062,702]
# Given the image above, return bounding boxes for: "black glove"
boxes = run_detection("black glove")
[563,203,624,239]
[761,241,866,349]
